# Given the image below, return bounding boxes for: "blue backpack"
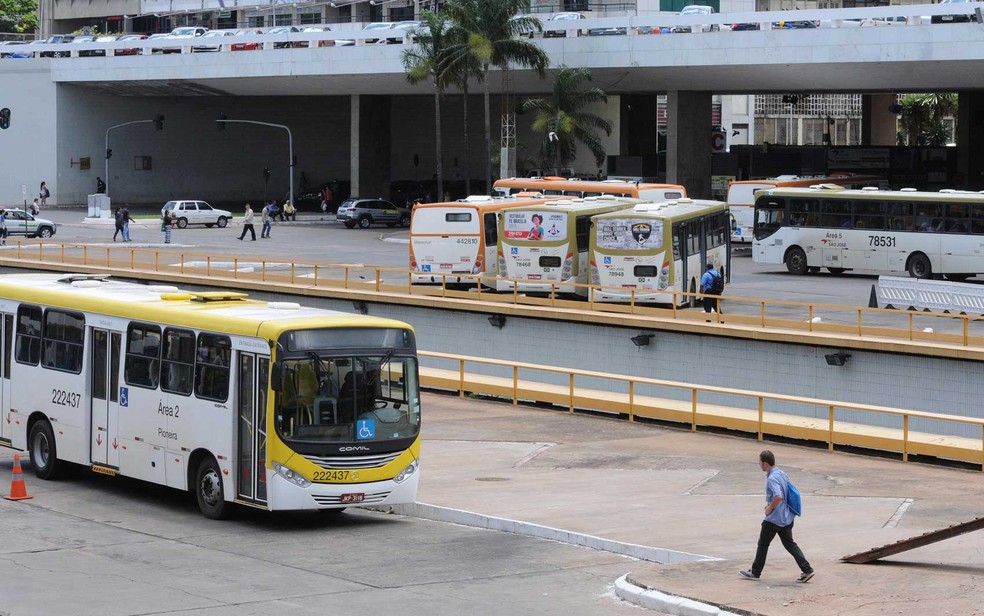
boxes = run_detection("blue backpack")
[786,479,802,517]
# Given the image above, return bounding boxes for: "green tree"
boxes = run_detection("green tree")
[403,10,454,202]
[443,0,549,193]
[522,66,612,174]
[0,0,39,33]
[444,25,482,197]
[897,93,957,147]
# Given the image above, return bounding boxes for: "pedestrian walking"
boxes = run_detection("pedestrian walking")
[261,202,272,238]
[238,204,256,241]
[96,177,106,194]
[700,262,725,316]
[122,206,132,242]
[0,210,7,246]
[113,207,125,242]
[739,450,814,583]
[31,198,40,216]
[39,181,49,207]
[283,200,296,221]
[162,210,173,244]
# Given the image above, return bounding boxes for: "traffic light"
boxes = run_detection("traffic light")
[106,148,113,159]
[217,112,227,131]
[263,167,271,182]
[154,114,165,131]
[0,108,10,130]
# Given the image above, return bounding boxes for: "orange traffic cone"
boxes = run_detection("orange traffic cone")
[3,453,32,501]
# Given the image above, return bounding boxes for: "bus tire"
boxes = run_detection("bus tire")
[827,268,847,275]
[29,420,61,480]
[907,253,932,279]
[785,247,808,275]
[195,456,230,520]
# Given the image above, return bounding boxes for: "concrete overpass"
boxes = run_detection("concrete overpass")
[2,2,984,206]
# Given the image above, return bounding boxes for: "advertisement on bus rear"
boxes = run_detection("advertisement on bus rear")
[503,211,567,241]
[596,218,664,251]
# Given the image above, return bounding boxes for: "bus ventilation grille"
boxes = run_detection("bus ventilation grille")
[303,452,402,470]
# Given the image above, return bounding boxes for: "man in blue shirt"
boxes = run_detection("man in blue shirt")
[699,263,723,315]
[739,450,815,582]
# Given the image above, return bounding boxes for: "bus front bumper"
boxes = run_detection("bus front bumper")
[266,467,420,511]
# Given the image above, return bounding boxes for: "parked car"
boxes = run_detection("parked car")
[0,41,34,59]
[363,22,395,44]
[774,19,818,29]
[268,26,301,48]
[230,29,264,51]
[335,198,410,229]
[932,0,977,23]
[79,35,118,57]
[673,5,718,33]
[729,21,761,31]
[192,30,235,52]
[863,16,907,26]
[147,32,171,53]
[4,210,57,238]
[163,27,208,54]
[39,35,75,58]
[114,34,148,56]
[544,12,585,37]
[388,20,419,43]
[160,200,232,228]
[300,26,334,47]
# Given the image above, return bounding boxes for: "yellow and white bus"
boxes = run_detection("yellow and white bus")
[728,174,883,243]
[409,195,549,287]
[493,177,687,202]
[590,199,731,306]
[753,186,984,278]
[0,274,420,518]
[496,195,642,296]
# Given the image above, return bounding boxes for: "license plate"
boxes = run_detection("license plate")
[340,493,365,503]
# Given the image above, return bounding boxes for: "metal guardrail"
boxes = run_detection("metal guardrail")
[5,240,984,348]
[419,349,984,469]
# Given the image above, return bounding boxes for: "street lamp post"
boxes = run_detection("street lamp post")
[216,117,294,208]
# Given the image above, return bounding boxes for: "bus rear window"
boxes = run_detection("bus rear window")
[634,265,659,277]
[446,213,472,222]
[539,256,562,268]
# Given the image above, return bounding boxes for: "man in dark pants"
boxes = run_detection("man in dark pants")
[699,262,724,315]
[740,450,815,583]
[238,204,256,241]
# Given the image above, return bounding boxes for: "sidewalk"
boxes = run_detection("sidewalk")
[417,393,984,616]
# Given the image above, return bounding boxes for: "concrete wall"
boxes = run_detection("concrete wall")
[2,65,58,208]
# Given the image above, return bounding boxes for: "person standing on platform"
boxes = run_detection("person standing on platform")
[739,450,815,583]
[162,209,173,244]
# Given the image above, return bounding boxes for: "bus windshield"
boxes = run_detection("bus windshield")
[277,353,420,445]
[754,198,785,240]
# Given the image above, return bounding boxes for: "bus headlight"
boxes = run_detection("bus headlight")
[273,462,311,488]
[393,460,418,484]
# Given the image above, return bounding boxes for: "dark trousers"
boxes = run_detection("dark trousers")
[239,223,256,240]
[751,520,812,576]
[703,297,722,314]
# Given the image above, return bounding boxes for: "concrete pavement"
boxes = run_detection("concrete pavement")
[414,392,984,616]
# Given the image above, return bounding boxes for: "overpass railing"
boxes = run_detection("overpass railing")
[6,240,984,349]
[418,349,984,469]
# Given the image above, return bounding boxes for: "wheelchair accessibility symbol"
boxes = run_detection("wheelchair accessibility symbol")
[120,387,129,407]
[356,419,376,440]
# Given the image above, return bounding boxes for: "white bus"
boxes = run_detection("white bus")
[409,195,548,287]
[590,199,730,306]
[753,186,984,278]
[727,174,883,243]
[496,196,641,296]
[0,274,420,518]
[493,177,687,202]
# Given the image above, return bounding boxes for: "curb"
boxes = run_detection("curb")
[387,502,718,564]
[614,574,751,616]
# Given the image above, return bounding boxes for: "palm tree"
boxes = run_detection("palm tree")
[443,0,549,193]
[403,11,453,202]
[522,66,613,174]
[443,24,483,197]
[897,93,957,146]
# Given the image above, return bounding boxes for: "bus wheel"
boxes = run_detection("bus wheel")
[786,247,808,275]
[827,268,847,275]
[29,420,61,480]
[195,457,230,520]
[907,253,932,279]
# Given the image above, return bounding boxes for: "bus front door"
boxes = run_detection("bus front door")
[89,329,122,468]
[0,314,12,445]
[236,352,268,505]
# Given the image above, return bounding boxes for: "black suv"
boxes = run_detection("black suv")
[335,198,411,229]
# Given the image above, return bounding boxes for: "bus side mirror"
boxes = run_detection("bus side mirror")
[270,360,283,392]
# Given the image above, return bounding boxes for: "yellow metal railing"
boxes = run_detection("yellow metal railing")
[6,240,984,347]
[419,350,984,469]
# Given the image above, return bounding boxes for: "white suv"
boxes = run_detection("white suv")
[161,200,232,228]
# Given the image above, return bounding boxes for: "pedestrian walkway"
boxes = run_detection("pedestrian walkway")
[416,393,984,616]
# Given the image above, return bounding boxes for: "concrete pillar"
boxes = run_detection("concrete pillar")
[350,94,391,198]
[861,94,898,146]
[666,90,712,199]
[957,91,984,190]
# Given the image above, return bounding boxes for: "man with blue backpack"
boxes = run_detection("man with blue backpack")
[739,450,815,583]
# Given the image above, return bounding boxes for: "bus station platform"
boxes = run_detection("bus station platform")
[417,392,984,616]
